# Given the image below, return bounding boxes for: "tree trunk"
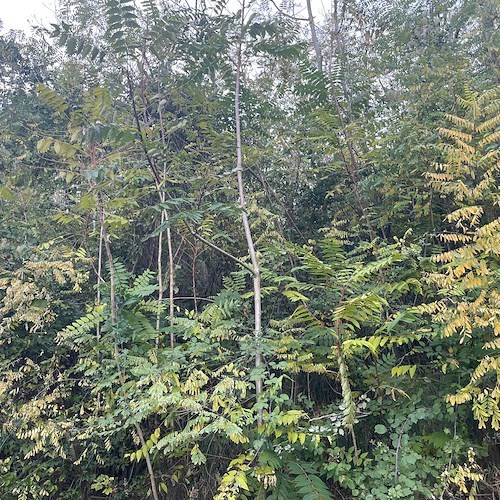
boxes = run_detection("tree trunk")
[235,2,264,423]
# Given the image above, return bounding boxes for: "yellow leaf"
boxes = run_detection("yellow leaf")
[234,472,249,491]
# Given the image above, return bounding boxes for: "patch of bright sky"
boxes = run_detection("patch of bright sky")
[1,0,56,32]
[1,0,328,33]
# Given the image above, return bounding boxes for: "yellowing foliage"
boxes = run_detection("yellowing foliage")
[422,86,500,429]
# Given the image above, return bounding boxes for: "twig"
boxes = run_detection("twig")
[268,0,309,21]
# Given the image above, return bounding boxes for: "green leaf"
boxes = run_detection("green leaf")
[0,187,15,201]
[37,136,53,153]
[190,444,207,465]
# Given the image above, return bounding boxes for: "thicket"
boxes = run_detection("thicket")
[0,0,498,498]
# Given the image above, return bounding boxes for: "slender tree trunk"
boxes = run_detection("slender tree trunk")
[306,0,322,71]
[158,108,176,349]
[235,2,263,422]
[154,191,175,350]
[92,175,159,500]
[191,244,199,314]
[96,224,103,339]
[156,209,165,336]
[166,219,175,348]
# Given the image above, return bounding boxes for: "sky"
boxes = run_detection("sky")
[1,0,56,31]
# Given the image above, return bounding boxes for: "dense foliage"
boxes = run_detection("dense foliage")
[0,0,498,498]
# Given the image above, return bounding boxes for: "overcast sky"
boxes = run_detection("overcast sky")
[1,0,57,31]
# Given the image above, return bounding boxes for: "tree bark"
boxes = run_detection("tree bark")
[306,0,322,71]
[235,2,264,423]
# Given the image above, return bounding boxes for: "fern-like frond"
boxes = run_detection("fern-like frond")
[36,84,69,115]
[57,305,106,343]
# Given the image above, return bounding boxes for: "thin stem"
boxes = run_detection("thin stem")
[395,416,410,484]
[191,244,199,314]
[156,209,165,337]
[158,105,176,349]
[185,222,255,273]
[96,223,103,339]
[268,0,309,21]
[166,221,175,348]
[94,187,159,500]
